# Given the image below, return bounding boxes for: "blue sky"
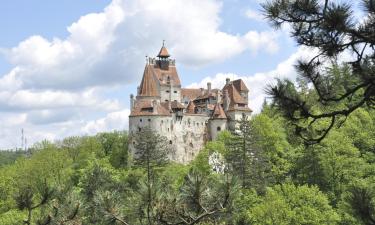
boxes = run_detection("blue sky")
[0,0,302,149]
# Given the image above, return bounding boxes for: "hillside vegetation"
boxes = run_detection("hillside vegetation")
[0,105,374,224]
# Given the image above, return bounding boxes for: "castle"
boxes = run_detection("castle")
[129,44,252,163]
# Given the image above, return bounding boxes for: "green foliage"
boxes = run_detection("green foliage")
[0,105,374,224]
[247,184,341,225]
[251,113,293,183]
[0,150,26,167]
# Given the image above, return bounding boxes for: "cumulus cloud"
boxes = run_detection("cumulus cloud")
[81,109,130,135]
[188,47,318,114]
[0,0,282,148]
[1,0,279,91]
[245,9,264,22]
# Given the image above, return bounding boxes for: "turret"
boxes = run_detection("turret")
[207,82,212,93]
[157,40,170,70]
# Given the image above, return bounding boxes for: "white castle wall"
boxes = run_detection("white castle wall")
[129,113,209,164]
[160,85,181,102]
[209,119,227,140]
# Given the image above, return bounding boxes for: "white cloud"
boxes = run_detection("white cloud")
[1,0,280,91]
[245,9,264,22]
[0,0,283,149]
[0,88,121,112]
[82,109,130,135]
[187,47,318,114]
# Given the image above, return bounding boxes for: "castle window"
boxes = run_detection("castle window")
[166,90,170,93]
[169,140,173,144]
[217,126,221,131]
[165,100,169,102]
[139,128,142,132]
[174,91,177,93]
[140,119,142,122]
[133,141,135,145]
[148,118,151,122]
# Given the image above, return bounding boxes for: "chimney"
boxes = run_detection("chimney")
[207,82,212,93]
[217,90,222,103]
[130,94,134,109]
[223,89,230,111]
[200,88,205,96]
[226,78,230,85]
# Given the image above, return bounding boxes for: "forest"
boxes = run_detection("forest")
[1,0,375,224]
[0,105,374,224]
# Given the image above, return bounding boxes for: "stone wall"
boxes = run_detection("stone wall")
[209,119,227,140]
[129,113,209,164]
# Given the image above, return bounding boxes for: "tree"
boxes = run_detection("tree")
[247,183,341,225]
[251,113,294,183]
[263,0,375,144]
[225,114,270,190]
[155,169,240,225]
[339,178,375,225]
[132,127,170,225]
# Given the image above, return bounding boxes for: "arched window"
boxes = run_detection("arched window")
[217,126,221,131]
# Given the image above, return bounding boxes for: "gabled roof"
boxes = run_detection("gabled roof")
[232,79,249,92]
[157,46,170,58]
[181,88,202,101]
[195,89,220,100]
[212,103,227,119]
[152,63,181,86]
[171,100,185,109]
[222,83,247,105]
[186,101,196,114]
[139,65,159,97]
[130,100,171,116]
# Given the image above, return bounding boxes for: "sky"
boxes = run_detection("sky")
[0,0,305,149]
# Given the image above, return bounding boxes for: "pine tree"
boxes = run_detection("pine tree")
[263,0,375,144]
[225,114,270,190]
[132,127,170,225]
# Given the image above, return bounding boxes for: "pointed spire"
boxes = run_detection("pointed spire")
[186,101,196,114]
[157,40,170,58]
[212,103,227,119]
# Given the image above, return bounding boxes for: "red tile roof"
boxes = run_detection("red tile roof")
[181,88,202,101]
[158,46,170,58]
[130,100,171,116]
[152,63,181,86]
[186,101,196,114]
[232,79,249,92]
[212,103,227,119]
[139,65,159,97]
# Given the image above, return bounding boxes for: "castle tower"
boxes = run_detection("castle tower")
[129,43,252,164]
[209,103,227,140]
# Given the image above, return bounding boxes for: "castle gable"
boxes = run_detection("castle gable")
[139,65,159,97]
[129,42,253,164]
